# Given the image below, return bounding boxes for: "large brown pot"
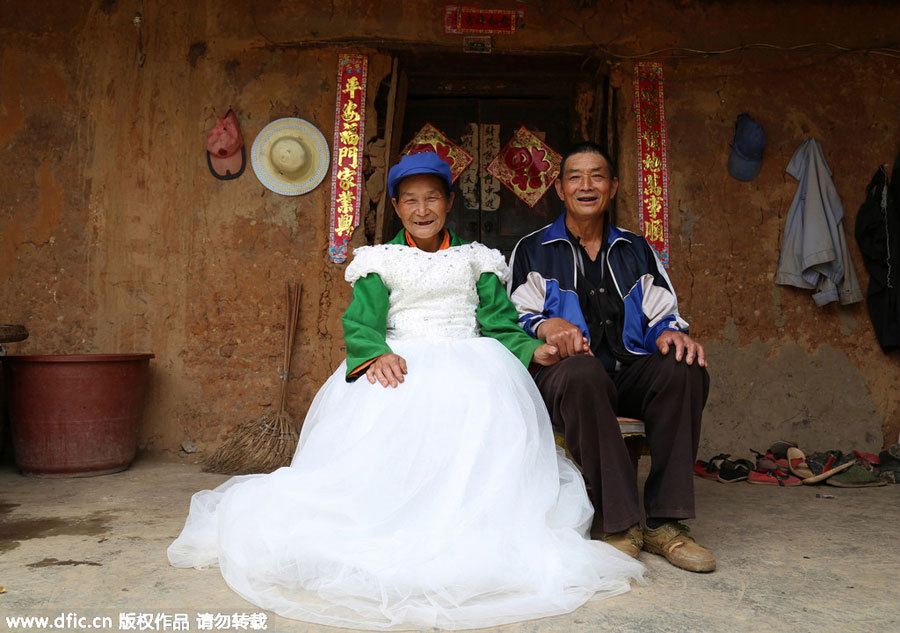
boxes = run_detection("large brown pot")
[2,353,154,477]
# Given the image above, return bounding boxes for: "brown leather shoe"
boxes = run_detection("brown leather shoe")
[600,524,643,559]
[642,522,716,572]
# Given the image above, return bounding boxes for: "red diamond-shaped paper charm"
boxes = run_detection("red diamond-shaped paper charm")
[487,126,561,207]
[401,122,474,183]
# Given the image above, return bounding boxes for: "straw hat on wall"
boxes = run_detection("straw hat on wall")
[251,118,329,195]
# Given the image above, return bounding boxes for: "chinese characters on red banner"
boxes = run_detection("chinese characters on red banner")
[442,4,524,34]
[634,61,671,267]
[329,53,368,263]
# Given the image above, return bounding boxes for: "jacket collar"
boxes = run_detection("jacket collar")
[542,212,632,248]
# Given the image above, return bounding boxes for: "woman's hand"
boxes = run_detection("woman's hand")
[366,353,408,388]
[532,343,561,367]
[536,318,592,358]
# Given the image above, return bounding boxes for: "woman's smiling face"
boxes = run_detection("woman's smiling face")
[392,174,454,252]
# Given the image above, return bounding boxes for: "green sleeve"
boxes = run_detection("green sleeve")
[342,273,393,379]
[476,272,542,368]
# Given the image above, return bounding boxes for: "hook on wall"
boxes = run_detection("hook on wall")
[133,8,146,67]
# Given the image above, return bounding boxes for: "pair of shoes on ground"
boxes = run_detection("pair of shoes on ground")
[694,453,755,483]
[693,453,730,480]
[601,522,716,573]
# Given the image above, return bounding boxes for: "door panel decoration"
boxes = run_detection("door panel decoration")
[459,123,480,210]
[487,126,561,208]
[479,124,502,211]
[329,53,368,263]
[634,61,671,267]
[401,122,474,184]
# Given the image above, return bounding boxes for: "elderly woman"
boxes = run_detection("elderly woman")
[168,152,643,630]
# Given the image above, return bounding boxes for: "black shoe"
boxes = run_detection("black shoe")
[717,457,753,483]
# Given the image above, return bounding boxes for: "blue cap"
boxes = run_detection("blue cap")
[728,113,766,181]
[387,152,453,198]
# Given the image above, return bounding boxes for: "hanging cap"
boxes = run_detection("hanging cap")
[206,109,246,180]
[728,113,766,181]
[387,151,453,198]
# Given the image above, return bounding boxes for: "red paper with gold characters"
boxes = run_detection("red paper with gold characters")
[634,61,670,267]
[401,122,474,184]
[443,5,524,34]
[486,126,561,208]
[329,53,368,263]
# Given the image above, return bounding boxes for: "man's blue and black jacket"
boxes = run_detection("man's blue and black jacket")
[508,213,689,357]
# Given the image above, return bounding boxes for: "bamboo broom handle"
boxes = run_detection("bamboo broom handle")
[277,282,292,413]
[279,282,302,414]
[285,283,301,377]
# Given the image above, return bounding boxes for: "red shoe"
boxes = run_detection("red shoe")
[748,469,802,486]
[694,453,730,480]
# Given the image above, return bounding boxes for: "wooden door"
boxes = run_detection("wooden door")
[394,95,571,257]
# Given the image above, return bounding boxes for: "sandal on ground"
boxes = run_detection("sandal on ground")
[694,453,730,480]
[787,447,814,479]
[717,458,754,483]
[792,449,855,484]
[825,463,887,487]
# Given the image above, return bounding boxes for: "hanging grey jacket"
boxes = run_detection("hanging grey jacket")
[775,138,863,306]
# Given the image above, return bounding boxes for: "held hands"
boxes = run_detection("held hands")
[656,330,708,367]
[536,318,592,359]
[366,353,408,388]
[532,343,561,366]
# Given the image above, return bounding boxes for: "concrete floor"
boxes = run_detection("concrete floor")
[1,456,897,633]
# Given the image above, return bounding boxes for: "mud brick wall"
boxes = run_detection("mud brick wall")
[1,0,898,456]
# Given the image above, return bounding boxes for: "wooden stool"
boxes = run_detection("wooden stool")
[554,417,647,472]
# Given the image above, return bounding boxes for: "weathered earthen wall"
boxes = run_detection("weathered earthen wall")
[614,49,900,453]
[1,0,897,458]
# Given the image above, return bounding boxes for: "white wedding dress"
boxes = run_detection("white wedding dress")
[168,243,644,631]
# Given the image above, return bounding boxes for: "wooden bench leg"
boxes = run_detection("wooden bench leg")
[624,436,645,472]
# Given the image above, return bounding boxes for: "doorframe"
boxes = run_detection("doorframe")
[374,51,617,244]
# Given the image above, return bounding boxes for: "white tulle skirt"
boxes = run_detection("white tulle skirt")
[168,337,644,630]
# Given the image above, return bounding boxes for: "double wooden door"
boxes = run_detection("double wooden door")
[394,96,570,257]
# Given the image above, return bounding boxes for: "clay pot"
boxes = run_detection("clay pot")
[2,353,154,477]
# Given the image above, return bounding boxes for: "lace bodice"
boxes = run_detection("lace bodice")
[345,243,510,340]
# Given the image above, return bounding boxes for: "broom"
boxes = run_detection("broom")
[203,282,302,475]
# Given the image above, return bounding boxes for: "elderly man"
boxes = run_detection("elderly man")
[508,142,714,572]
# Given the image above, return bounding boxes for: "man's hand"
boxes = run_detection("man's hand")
[366,353,408,388]
[656,330,707,367]
[536,318,591,358]
[532,343,561,367]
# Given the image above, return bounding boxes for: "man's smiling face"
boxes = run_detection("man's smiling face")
[555,152,618,221]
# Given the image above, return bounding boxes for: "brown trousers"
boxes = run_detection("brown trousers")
[535,352,710,533]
